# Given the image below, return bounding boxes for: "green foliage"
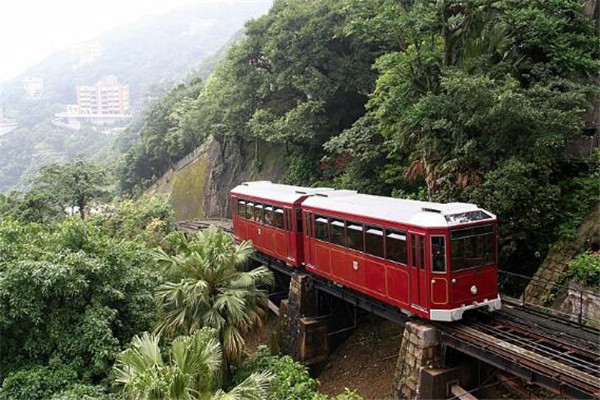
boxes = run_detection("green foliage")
[0,217,162,397]
[326,0,598,272]
[26,158,111,220]
[568,252,600,288]
[113,329,271,400]
[0,122,118,194]
[119,0,384,192]
[154,226,274,368]
[233,346,318,400]
[118,80,205,194]
[555,157,600,240]
[233,346,364,400]
[0,365,78,400]
[100,194,175,246]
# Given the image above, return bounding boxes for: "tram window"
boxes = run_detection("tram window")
[246,202,254,220]
[296,209,303,232]
[237,200,246,219]
[330,219,346,247]
[273,208,284,229]
[264,205,274,226]
[365,226,384,258]
[431,236,446,272]
[347,222,364,252]
[254,204,264,223]
[386,229,407,264]
[315,216,329,241]
[450,225,495,270]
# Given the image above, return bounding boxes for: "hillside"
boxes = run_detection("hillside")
[130,0,599,280]
[1,2,272,110]
[0,2,272,193]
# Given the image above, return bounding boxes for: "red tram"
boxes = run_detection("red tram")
[231,181,501,321]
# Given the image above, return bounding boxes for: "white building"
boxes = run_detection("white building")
[76,75,131,115]
[21,77,44,99]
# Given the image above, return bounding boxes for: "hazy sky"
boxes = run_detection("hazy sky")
[0,0,270,82]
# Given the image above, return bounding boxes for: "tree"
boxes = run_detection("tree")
[0,217,163,397]
[154,227,274,369]
[113,329,271,400]
[29,158,110,219]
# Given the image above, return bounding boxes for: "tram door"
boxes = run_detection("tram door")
[409,234,427,308]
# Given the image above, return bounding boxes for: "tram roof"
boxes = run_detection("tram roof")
[231,181,348,204]
[302,193,496,228]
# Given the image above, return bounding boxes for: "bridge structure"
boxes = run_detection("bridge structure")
[178,219,600,399]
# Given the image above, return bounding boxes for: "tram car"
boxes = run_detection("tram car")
[231,181,501,321]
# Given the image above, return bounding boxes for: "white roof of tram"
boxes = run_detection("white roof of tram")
[231,181,353,204]
[302,193,496,228]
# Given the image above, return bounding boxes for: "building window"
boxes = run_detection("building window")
[347,222,364,252]
[386,229,407,264]
[315,216,329,241]
[273,208,285,229]
[330,219,346,247]
[365,226,384,258]
[431,236,446,273]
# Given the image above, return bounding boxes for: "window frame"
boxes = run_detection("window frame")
[346,221,365,252]
[449,224,496,272]
[365,225,385,259]
[431,235,447,273]
[273,207,285,230]
[385,228,408,265]
[329,219,346,247]
[314,215,329,242]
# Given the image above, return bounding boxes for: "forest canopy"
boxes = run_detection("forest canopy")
[119,0,598,272]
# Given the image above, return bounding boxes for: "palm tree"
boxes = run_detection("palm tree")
[154,226,274,368]
[114,329,271,400]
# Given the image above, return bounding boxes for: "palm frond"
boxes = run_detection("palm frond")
[210,371,272,400]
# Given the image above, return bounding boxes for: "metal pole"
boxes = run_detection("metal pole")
[579,289,583,326]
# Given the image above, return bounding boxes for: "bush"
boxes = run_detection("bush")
[0,365,77,400]
[233,346,318,400]
[233,346,364,400]
[568,252,600,288]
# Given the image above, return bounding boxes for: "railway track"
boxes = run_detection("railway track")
[437,312,600,399]
[179,219,600,399]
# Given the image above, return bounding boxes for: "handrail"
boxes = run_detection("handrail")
[498,270,599,328]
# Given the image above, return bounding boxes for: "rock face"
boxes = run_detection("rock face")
[394,322,440,400]
[524,206,599,307]
[558,281,600,326]
[149,140,288,220]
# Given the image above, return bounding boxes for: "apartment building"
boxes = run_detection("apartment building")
[76,76,130,115]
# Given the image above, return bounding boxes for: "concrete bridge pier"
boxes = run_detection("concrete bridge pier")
[394,321,476,400]
[280,273,329,364]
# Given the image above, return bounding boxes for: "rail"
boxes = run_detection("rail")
[498,270,599,330]
[174,146,203,171]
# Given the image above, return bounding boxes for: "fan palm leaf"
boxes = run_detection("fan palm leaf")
[154,226,274,367]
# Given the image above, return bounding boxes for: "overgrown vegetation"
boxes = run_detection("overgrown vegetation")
[568,252,600,288]
[120,0,599,274]
[0,159,358,399]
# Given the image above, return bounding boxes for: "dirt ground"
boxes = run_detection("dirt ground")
[315,315,403,399]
